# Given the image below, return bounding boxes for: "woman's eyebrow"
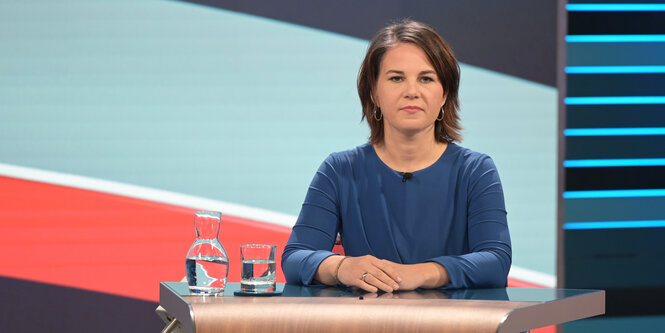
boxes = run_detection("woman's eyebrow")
[384,69,436,75]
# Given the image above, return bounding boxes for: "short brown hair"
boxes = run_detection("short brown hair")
[358,19,462,144]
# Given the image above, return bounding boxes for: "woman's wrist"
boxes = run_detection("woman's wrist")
[418,262,449,288]
[314,255,348,286]
[333,256,348,285]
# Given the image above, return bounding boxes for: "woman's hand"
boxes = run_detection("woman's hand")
[337,255,403,293]
[384,262,450,290]
[316,256,449,293]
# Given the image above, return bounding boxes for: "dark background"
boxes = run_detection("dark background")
[183,0,558,86]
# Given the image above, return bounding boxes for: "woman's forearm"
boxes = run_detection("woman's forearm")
[415,262,450,289]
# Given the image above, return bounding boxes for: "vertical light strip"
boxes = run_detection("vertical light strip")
[564,158,665,167]
[564,96,665,105]
[563,189,665,199]
[564,127,665,136]
[564,220,665,230]
[566,66,665,74]
[567,4,665,11]
[566,35,665,42]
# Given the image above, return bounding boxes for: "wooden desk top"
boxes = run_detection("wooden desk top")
[160,282,605,333]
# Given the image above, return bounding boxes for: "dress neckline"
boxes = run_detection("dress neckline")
[367,142,457,178]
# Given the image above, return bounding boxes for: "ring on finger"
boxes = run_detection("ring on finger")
[361,272,369,282]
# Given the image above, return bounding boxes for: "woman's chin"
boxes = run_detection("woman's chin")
[387,123,436,137]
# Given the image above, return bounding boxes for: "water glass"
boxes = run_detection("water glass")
[240,244,276,293]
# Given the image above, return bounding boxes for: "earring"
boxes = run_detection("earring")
[374,106,383,121]
[436,107,444,121]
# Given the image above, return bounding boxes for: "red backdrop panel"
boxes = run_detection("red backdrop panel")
[0,176,291,302]
[0,174,552,333]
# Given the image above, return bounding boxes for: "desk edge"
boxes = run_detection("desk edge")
[160,282,196,333]
[498,290,606,333]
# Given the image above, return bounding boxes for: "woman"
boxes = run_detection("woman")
[282,20,511,293]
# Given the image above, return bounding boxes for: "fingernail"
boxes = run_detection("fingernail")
[393,284,399,290]
[397,277,403,283]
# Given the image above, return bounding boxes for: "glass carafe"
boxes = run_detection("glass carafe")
[185,211,229,295]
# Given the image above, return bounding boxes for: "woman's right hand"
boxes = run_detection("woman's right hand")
[336,255,402,293]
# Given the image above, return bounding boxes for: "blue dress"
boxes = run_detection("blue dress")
[282,143,512,289]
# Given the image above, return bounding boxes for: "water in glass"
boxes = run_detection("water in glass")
[241,259,276,292]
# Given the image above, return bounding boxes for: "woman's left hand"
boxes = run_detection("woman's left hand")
[383,262,450,290]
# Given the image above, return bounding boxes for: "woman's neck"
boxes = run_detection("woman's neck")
[374,130,447,173]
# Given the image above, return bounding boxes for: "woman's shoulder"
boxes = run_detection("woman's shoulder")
[325,142,373,166]
[316,143,374,184]
[446,143,497,173]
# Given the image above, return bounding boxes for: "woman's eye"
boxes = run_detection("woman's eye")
[389,76,403,82]
[420,76,435,83]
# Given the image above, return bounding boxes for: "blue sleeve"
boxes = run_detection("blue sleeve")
[428,155,512,289]
[281,155,341,285]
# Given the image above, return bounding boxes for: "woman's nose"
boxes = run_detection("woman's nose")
[404,80,419,99]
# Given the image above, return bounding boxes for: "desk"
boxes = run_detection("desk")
[159,282,604,333]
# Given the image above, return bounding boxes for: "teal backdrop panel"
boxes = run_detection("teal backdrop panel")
[0,0,556,276]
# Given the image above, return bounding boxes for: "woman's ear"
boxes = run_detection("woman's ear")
[371,93,379,108]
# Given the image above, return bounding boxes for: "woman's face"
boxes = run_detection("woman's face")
[374,43,446,139]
